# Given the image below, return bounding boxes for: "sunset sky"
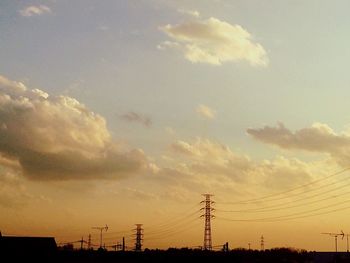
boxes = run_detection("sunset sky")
[2,0,350,252]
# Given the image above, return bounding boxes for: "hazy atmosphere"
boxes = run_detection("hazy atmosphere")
[2,0,350,252]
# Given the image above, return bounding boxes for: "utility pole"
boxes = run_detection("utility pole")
[92,224,108,248]
[222,242,229,252]
[201,194,214,251]
[112,244,117,251]
[321,232,344,252]
[340,231,350,253]
[122,237,125,252]
[79,237,84,250]
[87,234,91,250]
[260,235,264,251]
[248,243,251,250]
[117,242,122,251]
[346,234,349,253]
[134,224,143,251]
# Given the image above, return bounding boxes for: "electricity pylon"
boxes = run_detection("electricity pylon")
[321,231,344,252]
[92,224,108,248]
[134,224,143,251]
[200,194,215,250]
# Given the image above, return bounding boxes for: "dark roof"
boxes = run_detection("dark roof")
[0,236,57,253]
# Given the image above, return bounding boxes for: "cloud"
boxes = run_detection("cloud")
[255,157,316,190]
[247,122,350,167]
[177,9,200,18]
[168,137,315,190]
[196,104,216,119]
[170,137,253,181]
[101,133,333,205]
[165,126,175,135]
[0,160,30,208]
[120,111,152,127]
[0,75,147,180]
[19,5,51,17]
[157,41,181,50]
[159,17,268,66]
[122,187,158,200]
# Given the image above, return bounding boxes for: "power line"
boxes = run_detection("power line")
[216,202,350,222]
[217,198,350,222]
[55,214,197,245]
[146,210,199,235]
[146,203,201,231]
[145,219,201,241]
[216,188,350,214]
[218,168,350,205]
[105,229,133,235]
[146,216,199,238]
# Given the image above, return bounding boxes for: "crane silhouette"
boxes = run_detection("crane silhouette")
[321,231,344,252]
[92,224,108,248]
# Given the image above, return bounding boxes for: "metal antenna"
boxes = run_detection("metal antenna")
[200,194,215,250]
[92,224,108,248]
[321,231,344,252]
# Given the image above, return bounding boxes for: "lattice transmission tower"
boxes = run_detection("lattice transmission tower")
[201,194,215,250]
[134,224,143,252]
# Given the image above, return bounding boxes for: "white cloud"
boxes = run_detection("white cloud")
[247,122,350,167]
[157,41,180,50]
[0,75,147,180]
[20,5,51,17]
[177,9,200,18]
[159,17,268,66]
[196,104,216,119]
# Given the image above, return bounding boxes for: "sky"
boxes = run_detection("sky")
[2,0,350,252]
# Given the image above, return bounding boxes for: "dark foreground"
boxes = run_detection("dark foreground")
[2,248,350,263]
